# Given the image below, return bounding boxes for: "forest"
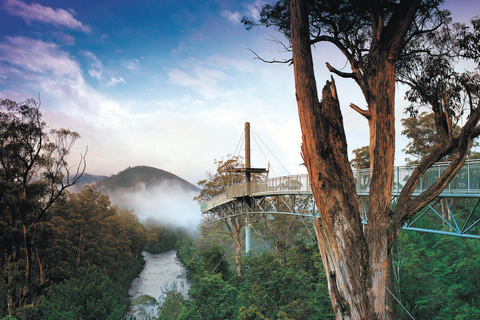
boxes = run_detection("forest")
[156,214,480,320]
[1,97,480,319]
[0,98,185,318]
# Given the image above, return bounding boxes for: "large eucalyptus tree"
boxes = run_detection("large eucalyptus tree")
[245,0,480,318]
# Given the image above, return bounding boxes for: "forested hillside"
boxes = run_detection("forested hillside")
[0,184,188,319]
[96,166,199,193]
[0,100,192,319]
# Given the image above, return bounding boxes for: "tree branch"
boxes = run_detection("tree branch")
[349,103,371,119]
[247,48,292,65]
[394,101,480,231]
[325,62,355,79]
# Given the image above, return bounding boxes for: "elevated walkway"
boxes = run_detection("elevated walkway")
[201,159,480,240]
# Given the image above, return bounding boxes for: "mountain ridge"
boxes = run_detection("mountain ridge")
[95,165,199,193]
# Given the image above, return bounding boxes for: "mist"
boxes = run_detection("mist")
[106,181,202,230]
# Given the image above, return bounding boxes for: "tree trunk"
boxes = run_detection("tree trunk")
[364,51,397,319]
[235,238,243,276]
[291,0,396,318]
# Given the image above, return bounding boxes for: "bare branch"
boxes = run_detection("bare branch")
[247,48,292,65]
[349,103,371,119]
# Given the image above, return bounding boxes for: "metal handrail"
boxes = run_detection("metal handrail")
[201,159,480,212]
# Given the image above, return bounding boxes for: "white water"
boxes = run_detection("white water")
[128,250,190,319]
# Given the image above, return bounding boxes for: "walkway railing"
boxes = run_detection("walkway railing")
[201,159,480,212]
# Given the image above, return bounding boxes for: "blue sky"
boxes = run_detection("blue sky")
[0,0,478,185]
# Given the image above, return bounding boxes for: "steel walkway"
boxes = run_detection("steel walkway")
[201,159,480,240]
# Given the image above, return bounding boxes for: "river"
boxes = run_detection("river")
[127,250,190,319]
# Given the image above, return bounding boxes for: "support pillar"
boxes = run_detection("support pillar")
[245,122,252,253]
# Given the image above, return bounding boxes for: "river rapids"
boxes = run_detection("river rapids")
[127,250,190,319]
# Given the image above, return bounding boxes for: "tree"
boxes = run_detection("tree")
[350,146,370,169]
[245,1,480,318]
[188,273,238,320]
[0,99,85,315]
[38,266,125,320]
[402,112,480,164]
[195,156,265,275]
[49,186,135,279]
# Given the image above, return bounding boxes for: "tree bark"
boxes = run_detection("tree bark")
[290,0,480,318]
[291,1,370,317]
[291,0,397,318]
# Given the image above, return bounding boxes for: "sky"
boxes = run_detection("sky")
[0,0,479,187]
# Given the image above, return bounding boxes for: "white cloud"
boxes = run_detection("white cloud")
[221,10,241,24]
[81,51,103,81]
[2,0,90,32]
[167,66,227,99]
[247,1,262,21]
[0,36,81,78]
[52,31,75,45]
[122,58,140,70]
[107,76,126,86]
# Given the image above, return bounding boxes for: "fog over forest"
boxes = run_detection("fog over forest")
[106,181,201,230]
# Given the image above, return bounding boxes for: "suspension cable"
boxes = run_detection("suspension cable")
[233,129,245,159]
[250,222,272,251]
[300,216,319,246]
[251,128,290,175]
[251,132,276,177]
[386,286,416,320]
[210,241,235,275]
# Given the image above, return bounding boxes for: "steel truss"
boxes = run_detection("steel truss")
[202,193,318,223]
[203,193,480,239]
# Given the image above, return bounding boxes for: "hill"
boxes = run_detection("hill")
[77,173,108,185]
[95,166,199,193]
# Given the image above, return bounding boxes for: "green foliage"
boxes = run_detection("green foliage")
[44,186,136,280]
[401,112,480,164]
[143,220,185,254]
[174,234,334,320]
[393,228,480,319]
[0,98,85,313]
[189,273,239,320]
[38,266,125,320]
[237,306,269,320]
[350,146,370,169]
[253,215,311,253]
[238,245,333,320]
[156,290,191,320]
[129,294,158,320]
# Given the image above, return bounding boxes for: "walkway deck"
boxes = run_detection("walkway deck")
[200,160,480,239]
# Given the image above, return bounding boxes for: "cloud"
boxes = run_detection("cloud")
[2,0,90,32]
[81,51,103,80]
[167,66,226,99]
[107,182,201,229]
[221,10,241,25]
[122,58,140,70]
[247,1,262,21]
[0,36,81,78]
[107,76,126,86]
[52,31,75,45]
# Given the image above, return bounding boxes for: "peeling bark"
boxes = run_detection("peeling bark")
[291,0,399,318]
[290,0,480,318]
